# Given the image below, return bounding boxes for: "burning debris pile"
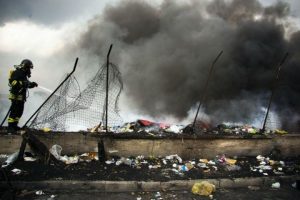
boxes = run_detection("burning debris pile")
[86,118,289,136]
[29,61,123,132]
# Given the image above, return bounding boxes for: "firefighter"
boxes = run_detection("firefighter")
[8,59,38,132]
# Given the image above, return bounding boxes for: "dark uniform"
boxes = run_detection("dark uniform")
[8,59,38,131]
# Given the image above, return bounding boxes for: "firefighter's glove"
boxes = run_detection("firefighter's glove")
[28,82,38,88]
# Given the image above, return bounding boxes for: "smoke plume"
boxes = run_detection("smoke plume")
[73,0,300,130]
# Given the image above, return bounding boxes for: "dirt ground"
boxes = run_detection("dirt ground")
[7,186,300,200]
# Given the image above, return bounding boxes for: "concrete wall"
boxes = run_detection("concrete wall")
[104,135,300,159]
[0,133,299,159]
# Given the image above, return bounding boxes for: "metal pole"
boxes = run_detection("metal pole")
[105,44,113,133]
[192,50,223,131]
[23,58,79,128]
[262,52,289,132]
[0,106,11,127]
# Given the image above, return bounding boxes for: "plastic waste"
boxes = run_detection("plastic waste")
[185,163,194,170]
[36,190,45,195]
[207,160,216,165]
[226,158,237,165]
[178,165,188,172]
[49,145,62,160]
[80,152,98,161]
[256,155,265,161]
[197,163,207,168]
[162,159,167,165]
[192,181,216,196]
[271,182,280,189]
[155,192,161,197]
[225,165,241,171]
[105,159,115,165]
[116,157,133,166]
[2,151,19,168]
[116,160,123,166]
[60,155,79,165]
[199,159,209,163]
[165,154,182,163]
[11,168,22,175]
[24,156,37,162]
[42,127,51,132]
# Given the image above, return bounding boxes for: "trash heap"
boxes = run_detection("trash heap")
[89,119,184,134]
[86,119,289,137]
[250,155,289,176]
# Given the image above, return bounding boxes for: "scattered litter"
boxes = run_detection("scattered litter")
[80,152,98,162]
[24,157,37,162]
[271,182,280,189]
[105,159,115,165]
[192,181,216,196]
[166,154,182,163]
[11,168,22,175]
[225,165,241,171]
[178,165,189,172]
[199,159,209,163]
[60,155,79,165]
[197,163,207,168]
[36,190,45,195]
[256,155,265,161]
[207,160,216,165]
[49,194,56,199]
[108,150,119,154]
[2,151,19,168]
[49,145,62,160]
[226,158,237,165]
[42,127,51,132]
[155,192,161,198]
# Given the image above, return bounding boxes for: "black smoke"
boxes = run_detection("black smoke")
[75,0,300,131]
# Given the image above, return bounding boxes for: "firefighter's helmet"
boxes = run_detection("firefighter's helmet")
[20,59,33,69]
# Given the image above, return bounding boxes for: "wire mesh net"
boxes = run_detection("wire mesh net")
[29,62,123,132]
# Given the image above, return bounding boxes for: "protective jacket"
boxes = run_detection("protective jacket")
[8,67,35,101]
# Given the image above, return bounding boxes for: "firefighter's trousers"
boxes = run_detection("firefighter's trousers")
[8,100,25,128]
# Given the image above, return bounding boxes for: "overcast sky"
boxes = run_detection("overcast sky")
[0,0,299,128]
